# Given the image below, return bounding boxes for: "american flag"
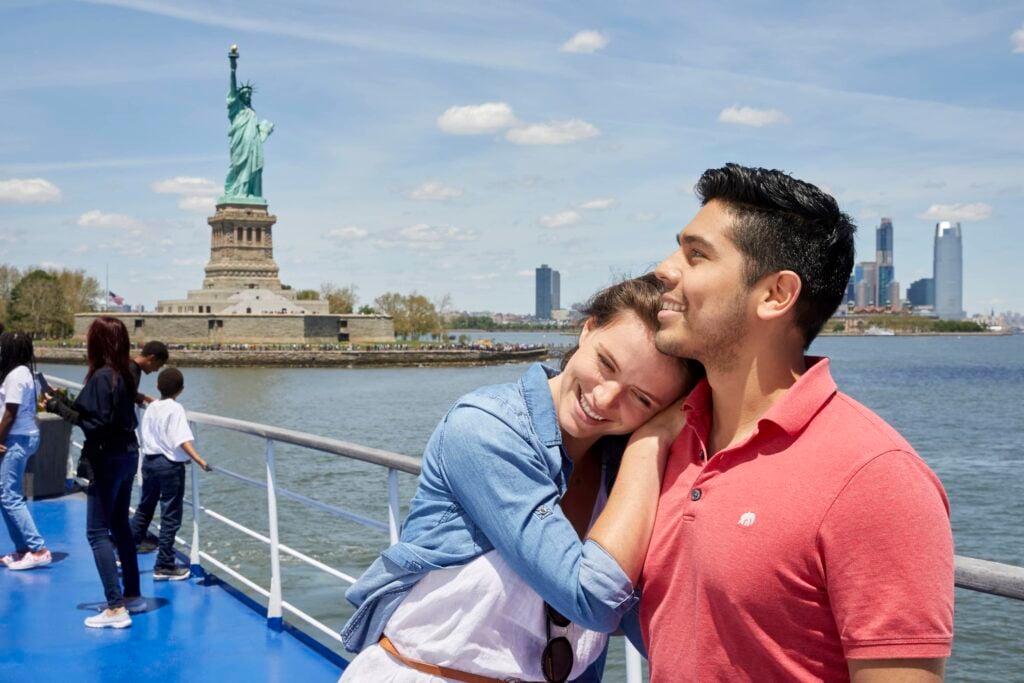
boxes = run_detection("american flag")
[107,291,124,305]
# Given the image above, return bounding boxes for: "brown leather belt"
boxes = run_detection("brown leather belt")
[378,635,543,683]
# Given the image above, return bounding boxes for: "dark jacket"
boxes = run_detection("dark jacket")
[47,367,138,457]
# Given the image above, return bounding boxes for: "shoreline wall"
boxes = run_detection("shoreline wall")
[36,346,549,368]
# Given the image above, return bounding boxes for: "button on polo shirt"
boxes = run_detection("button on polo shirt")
[640,358,954,683]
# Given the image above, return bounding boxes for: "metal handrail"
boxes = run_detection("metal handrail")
[41,372,1024,683]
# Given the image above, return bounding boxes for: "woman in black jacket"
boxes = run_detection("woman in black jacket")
[46,316,142,629]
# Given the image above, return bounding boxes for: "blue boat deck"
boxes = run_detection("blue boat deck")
[0,495,343,683]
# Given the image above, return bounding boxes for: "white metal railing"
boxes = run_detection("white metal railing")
[43,372,1024,682]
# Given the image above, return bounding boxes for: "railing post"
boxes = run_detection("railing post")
[625,640,643,683]
[387,469,401,545]
[265,439,284,631]
[189,420,204,578]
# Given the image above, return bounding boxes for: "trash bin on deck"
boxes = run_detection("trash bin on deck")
[25,413,73,500]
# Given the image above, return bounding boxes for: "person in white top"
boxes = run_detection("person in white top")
[0,331,52,570]
[129,367,210,581]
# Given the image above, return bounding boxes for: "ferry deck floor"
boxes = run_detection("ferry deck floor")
[0,495,344,682]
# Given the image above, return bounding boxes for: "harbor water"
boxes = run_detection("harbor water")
[39,333,1024,681]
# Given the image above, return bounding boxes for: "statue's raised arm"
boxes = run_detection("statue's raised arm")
[221,45,272,204]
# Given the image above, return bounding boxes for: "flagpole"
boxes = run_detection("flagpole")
[105,264,109,313]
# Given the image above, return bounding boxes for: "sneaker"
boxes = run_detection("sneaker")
[85,608,132,629]
[136,540,158,554]
[8,549,52,571]
[1,552,25,567]
[124,596,147,613]
[153,565,190,581]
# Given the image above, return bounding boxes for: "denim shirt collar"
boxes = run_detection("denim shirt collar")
[521,363,562,448]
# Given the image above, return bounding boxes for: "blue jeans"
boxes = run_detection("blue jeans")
[130,454,186,570]
[0,433,45,552]
[86,452,140,608]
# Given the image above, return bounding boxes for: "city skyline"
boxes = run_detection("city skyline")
[1,2,1023,315]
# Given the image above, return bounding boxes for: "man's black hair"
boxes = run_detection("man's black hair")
[0,331,35,385]
[157,366,184,398]
[141,340,169,363]
[695,163,856,347]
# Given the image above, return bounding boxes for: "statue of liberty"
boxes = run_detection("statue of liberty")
[220,45,274,204]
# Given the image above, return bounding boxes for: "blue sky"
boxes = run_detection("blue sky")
[2,0,1022,315]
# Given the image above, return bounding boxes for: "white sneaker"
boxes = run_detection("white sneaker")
[1,552,25,567]
[8,549,52,571]
[85,608,132,629]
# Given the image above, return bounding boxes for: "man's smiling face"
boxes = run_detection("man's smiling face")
[653,200,756,369]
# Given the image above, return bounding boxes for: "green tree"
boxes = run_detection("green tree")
[321,283,358,314]
[53,268,102,330]
[0,264,22,325]
[406,292,440,340]
[357,304,376,315]
[295,289,320,300]
[9,269,65,337]
[374,292,408,337]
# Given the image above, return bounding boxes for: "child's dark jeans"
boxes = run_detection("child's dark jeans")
[130,454,186,570]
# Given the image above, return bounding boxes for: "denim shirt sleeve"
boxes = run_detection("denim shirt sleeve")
[436,402,637,633]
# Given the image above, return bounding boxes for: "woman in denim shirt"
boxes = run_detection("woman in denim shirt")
[341,275,702,682]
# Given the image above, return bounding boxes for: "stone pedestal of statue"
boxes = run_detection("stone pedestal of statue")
[202,201,281,291]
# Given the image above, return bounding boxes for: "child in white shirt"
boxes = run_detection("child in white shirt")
[129,367,210,580]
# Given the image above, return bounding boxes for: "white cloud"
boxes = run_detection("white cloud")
[1013,25,1024,53]
[172,258,204,266]
[178,196,216,213]
[634,211,660,223]
[718,106,790,128]
[0,178,62,204]
[77,210,142,230]
[539,210,581,228]
[516,269,534,277]
[152,176,220,195]
[579,198,615,210]
[324,226,368,240]
[560,30,609,54]
[73,244,90,254]
[918,203,993,222]
[399,223,475,243]
[159,238,175,246]
[437,102,518,135]
[506,119,599,145]
[408,181,463,202]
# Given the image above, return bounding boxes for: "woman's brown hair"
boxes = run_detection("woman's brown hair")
[85,316,136,395]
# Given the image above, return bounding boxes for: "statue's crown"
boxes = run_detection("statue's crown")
[239,80,256,93]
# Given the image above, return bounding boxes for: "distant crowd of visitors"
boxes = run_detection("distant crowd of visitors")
[43,340,546,353]
[1,321,210,629]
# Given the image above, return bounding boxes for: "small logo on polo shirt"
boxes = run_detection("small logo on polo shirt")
[738,512,756,527]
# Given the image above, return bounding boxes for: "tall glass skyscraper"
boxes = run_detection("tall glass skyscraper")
[551,271,561,311]
[535,264,557,319]
[933,222,963,320]
[876,218,895,306]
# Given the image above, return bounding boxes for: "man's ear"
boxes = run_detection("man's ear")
[756,270,802,322]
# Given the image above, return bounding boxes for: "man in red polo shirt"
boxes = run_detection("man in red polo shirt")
[641,164,954,682]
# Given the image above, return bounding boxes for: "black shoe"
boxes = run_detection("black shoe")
[154,565,190,581]
[136,540,158,554]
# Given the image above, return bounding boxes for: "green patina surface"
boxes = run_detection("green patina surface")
[221,46,273,204]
